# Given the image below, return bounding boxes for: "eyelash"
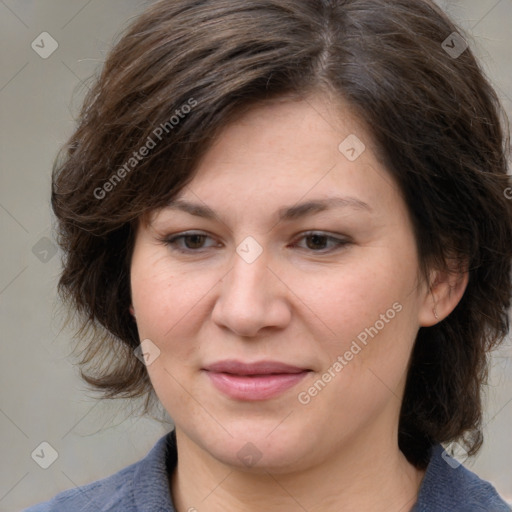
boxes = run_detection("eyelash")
[160,231,350,254]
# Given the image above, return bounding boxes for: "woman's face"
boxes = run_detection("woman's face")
[130,94,434,472]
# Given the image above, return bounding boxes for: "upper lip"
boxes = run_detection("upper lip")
[203,360,309,375]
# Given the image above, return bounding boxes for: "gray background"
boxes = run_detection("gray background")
[1,1,511,510]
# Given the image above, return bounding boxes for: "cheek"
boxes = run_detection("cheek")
[129,251,225,390]
[299,254,415,339]
[131,252,207,339]
[130,256,208,406]
[295,263,419,429]
[296,249,421,396]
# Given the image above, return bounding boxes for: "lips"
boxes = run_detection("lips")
[203,359,311,400]
[204,360,307,375]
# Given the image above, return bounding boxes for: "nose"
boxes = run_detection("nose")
[210,246,291,337]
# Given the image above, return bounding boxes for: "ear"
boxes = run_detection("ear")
[418,261,469,327]
[129,305,136,318]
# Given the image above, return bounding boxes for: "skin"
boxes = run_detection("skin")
[130,93,468,512]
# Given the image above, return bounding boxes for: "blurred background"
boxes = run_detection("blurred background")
[0,1,511,510]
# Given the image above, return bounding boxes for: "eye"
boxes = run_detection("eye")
[162,231,221,252]
[291,232,350,253]
[160,230,350,255]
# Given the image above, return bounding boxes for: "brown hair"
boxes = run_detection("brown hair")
[52,0,512,468]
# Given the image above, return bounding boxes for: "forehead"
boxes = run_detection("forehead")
[166,95,400,217]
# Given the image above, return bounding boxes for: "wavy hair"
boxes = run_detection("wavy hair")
[52,0,512,468]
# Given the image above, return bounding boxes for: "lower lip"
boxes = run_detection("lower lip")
[204,371,310,400]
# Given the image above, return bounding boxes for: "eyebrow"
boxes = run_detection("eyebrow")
[165,196,372,222]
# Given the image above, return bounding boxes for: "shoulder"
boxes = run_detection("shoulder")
[414,445,511,512]
[21,431,177,512]
[21,463,137,512]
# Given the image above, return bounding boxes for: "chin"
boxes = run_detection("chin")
[197,420,315,473]
[215,443,311,474]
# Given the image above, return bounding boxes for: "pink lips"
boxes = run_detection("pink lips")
[203,360,311,401]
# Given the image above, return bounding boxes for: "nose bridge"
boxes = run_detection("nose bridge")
[211,239,289,336]
[226,244,272,304]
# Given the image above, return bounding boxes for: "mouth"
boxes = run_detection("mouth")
[202,360,312,401]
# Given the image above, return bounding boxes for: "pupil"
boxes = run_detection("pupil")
[187,235,205,248]
[307,234,326,250]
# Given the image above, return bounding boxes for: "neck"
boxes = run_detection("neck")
[170,426,426,512]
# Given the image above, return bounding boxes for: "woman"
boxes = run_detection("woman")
[24,0,512,510]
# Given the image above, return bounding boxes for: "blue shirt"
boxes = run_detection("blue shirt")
[23,430,510,511]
